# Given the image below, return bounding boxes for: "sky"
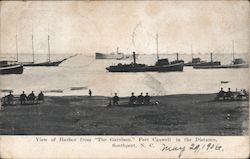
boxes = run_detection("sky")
[0,1,249,55]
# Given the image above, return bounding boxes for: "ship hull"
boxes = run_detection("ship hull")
[0,64,23,74]
[23,60,63,67]
[193,63,249,69]
[96,52,124,60]
[184,63,200,66]
[107,62,183,72]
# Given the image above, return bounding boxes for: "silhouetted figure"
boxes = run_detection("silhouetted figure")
[217,88,225,100]
[129,92,137,105]
[226,88,233,100]
[28,91,36,103]
[243,89,248,96]
[20,91,27,105]
[242,89,249,99]
[89,89,92,97]
[113,93,119,105]
[38,91,44,102]
[144,93,150,104]
[6,91,14,105]
[137,92,144,104]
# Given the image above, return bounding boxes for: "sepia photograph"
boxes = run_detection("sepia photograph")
[0,0,249,135]
[0,0,249,158]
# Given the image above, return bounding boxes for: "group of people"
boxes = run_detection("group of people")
[112,92,151,105]
[217,88,248,100]
[2,91,44,105]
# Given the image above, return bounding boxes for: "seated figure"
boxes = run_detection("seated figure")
[129,92,137,105]
[144,93,150,104]
[6,92,14,105]
[28,91,36,103]
[225,88,233,100]
[217,88,225,100]
[38,91,44,102]
[20,91,27,105]
[137,93,144,104]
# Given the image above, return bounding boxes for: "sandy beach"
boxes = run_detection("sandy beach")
[0,94,248,135]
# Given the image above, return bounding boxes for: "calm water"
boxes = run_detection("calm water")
[0,53,249,97]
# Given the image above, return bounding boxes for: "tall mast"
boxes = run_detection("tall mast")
[156,33,159,60]
[116,47,119,54]
[232,40,235,61]
[32,25,35,63]
[15,26,19,62]
[48,24,51,62]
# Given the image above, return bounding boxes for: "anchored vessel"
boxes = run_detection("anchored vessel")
[106,52,183,72]
[0,60,23,74]
[96,48,125,60]
[185,57,205,66]
[193,53,221,69]
[106,33,184,72]
[193,41,249,69]
[22,25,75,67]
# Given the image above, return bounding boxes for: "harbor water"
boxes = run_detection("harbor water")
[0,53,249,97]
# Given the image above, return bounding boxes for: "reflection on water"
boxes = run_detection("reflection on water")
[0,53,249,97]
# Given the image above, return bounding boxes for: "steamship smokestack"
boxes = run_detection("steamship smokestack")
[210,52,213,62]
[133,52,136,64]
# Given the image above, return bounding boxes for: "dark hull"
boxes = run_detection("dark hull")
[23,61,63,67]
[0,64,23,74]
[184,63,200,66]
[193,63,249,69]
[107,62,184,72]
[23,54,77,67]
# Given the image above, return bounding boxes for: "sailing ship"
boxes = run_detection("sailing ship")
[0,30,23,75]
[106,34,184,72]
[23,25,75,67]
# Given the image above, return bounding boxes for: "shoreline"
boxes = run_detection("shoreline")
[0,93,248,135]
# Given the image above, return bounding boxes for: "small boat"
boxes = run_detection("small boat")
[70,86,88,90]
[0,60,23,75]
[221,81,230,84]
[0,89,13,93]
[43,89,63,93]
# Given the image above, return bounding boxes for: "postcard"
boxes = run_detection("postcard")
[0,0,249,158]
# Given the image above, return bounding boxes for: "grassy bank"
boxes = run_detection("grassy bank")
[0,94,248,135]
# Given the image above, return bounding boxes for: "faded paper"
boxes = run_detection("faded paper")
[0,0,249,158]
